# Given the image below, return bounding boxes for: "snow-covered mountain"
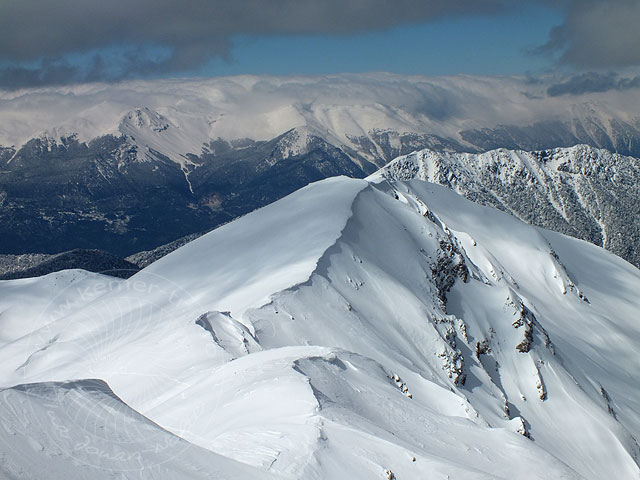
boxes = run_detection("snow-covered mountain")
[2,73,640,257]
[375,144,640,268]
[1,74,640,176]
[3,74,640,163]
[1,176,639,479]
[0,126,362,256]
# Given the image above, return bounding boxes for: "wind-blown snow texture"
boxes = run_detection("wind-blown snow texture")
[1,176,639,479]
[0,379,275,480]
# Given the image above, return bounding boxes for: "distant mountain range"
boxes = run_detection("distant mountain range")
[0,128,363,256]
[1,74,640,262]
[376,145,640,268]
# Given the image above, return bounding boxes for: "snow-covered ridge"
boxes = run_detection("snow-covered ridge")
[142,176,369,317]
[1,176,639,478]
[374,144,640,268]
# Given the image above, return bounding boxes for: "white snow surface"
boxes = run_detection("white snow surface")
[0,379,276,480]
[1,175,639,479]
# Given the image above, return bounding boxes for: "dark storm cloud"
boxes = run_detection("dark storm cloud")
[539,0,640,69]
[547,72,640,96]
[0,0,508,60]
[1,0,640,87]
[0,0,518,87]
[0,60,77,89]
[0,56,174,89]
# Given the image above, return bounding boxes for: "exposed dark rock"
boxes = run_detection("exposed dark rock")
[475,339,491,358]
[431,239,470,306]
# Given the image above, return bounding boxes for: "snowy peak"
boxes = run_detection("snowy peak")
[143,176,369,317]
[118,106,206,171]
[273,127,315,158]
[120,106,171,133]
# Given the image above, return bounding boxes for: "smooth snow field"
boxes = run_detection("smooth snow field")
[1,175,639,479]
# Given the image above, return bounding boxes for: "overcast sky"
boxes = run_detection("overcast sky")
[0,0,638,88]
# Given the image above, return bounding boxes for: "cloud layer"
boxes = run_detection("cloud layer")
[0,0,639,87]
[0,0,504,59]
[0,0,515,87]
[542,0,640,68]
[547,72,640,96]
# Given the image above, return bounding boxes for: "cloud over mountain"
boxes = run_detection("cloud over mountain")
[547,72,640,96]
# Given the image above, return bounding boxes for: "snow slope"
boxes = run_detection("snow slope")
[1,176,639,479]
[0,379,275,480]
[0,270,117,345]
